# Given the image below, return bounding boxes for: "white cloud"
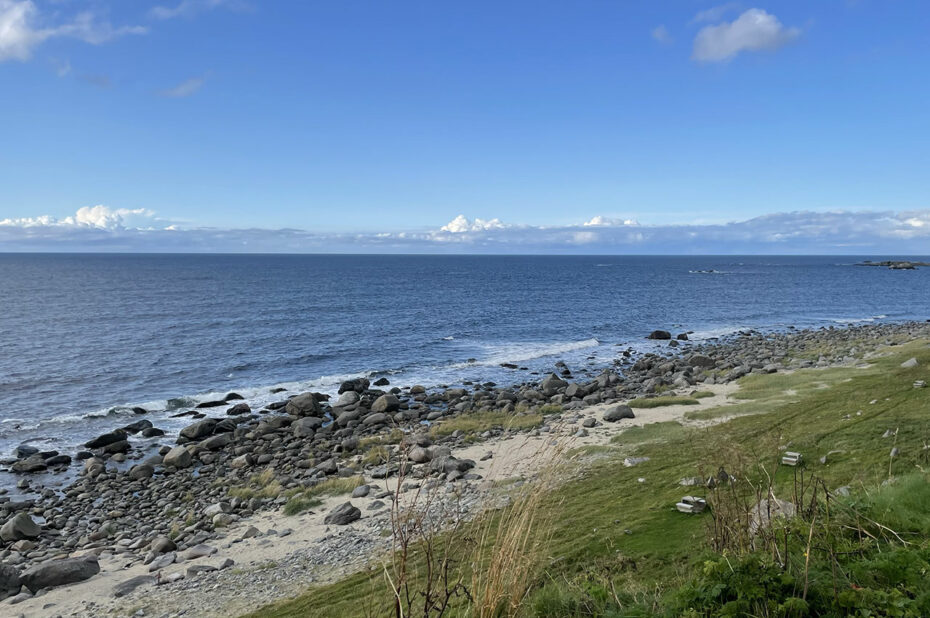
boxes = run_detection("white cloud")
[149,0,246,20]
[692,8,800,63]
[4,208,930,254]
[159,76,205,97]
[651,25,672,45]
[1,205,155,230]
[691,3,742,24]
[439,215,508,233]
[0,0,145,63]
[583,215,638,227]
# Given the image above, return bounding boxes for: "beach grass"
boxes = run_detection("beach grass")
[429,410,543,438]
[247,338,930,617]
[628,395,700,408]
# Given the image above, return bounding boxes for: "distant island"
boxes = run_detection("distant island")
[855,260,930,270]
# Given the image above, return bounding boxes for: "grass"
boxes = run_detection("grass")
[228,468,283,500]
[359,428,404,449]
[691,390,715,399]
[246,338,930,618]
[628,396,700,408]
[429,410,543,438]
[281,475,366,516]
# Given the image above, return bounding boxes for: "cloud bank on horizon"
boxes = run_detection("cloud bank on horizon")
[2,206,929,254]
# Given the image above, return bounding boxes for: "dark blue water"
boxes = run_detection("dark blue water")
[0,254,928,460]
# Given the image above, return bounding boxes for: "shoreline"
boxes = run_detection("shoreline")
[2,320,930,615]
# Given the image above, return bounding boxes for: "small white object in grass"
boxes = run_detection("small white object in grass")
[637,477,646,483]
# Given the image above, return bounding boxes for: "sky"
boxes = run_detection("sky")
[1,0,929,253]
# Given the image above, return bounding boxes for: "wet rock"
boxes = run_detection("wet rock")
[180,419,219,441]
[122,419,154,434]
[647,330,671,340]
[285,392,321,416]
[10,455,46,473]
[338,378,370,394]
[227,403,251,416]
[84,430,128,449]
[128,463,154,480]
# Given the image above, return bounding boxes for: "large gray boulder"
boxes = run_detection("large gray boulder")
[541,373,568,396]
[1,512,41,542]
[21,555,100,592]
[179,419,218,441]
[285,392,321,416]
[84,430,128,449]
[603,405,635,422]
[292,417,320,438]
[338,378,370,394]
[163,446,193,468]
[901,357,919,369]
[199,433,233,450]
[324,502,361,525]
[371,394,400,414]
[334,391,360,408]
[647,330,671,340]
[362,412,389,426]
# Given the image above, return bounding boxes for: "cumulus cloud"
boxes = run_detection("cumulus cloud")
[583,215,638,227]
[691,3,742,24]
[159,76,205,97]
[692,8,800,63]
[1,205,156,230]
[651,25,672,45]
[149,0,247,20]
[0,0,145,63]
[439,215,508,233]
[3,207,930,254]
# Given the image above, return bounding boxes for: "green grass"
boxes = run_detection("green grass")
[628,396,700,408]
[246,338,930,618]
[228,468,284,500]
[429,410,543,438]
[691,390,715,399]
[280,476,364,517]
[283,495,323,516]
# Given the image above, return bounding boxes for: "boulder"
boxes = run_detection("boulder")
[163,446,193,468]
[541,373,568,396]
[84,430,128,449]
[324,502,361,525]
[338,378,370,394]
[688,354,716,368]
[362,412,389,426]
[128,463,154,480]
[646,330,672,340]
[334,391,360,408]
[285,392,321,416]
[13,445,38,459]
[371,394,400,414]
[0,563,21,601]
[1,513,41,542]
[10,455,46,473]
[113,575,155,598]
[200,433,233,450]
[121,419,153,434]
[21,555,100,592]
[603,405,635,422]
[901,357,919,369]
[226,403,251,416]
[180,418,218,441]
[142,427,166,438]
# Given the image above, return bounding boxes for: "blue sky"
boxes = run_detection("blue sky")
[1,0,929,252]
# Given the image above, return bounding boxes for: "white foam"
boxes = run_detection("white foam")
[453,338,601,368]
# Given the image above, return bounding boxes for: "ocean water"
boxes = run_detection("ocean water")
[0,254,928,466]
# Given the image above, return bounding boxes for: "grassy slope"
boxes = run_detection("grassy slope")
[247,340,930,617]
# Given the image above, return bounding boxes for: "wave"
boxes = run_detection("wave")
[830,314,887,324]
[449,338,601,368]
[688,269,730,275]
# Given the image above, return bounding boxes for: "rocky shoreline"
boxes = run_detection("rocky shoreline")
[2,320,930,615]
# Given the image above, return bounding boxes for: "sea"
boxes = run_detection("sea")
[0,254,928,486]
